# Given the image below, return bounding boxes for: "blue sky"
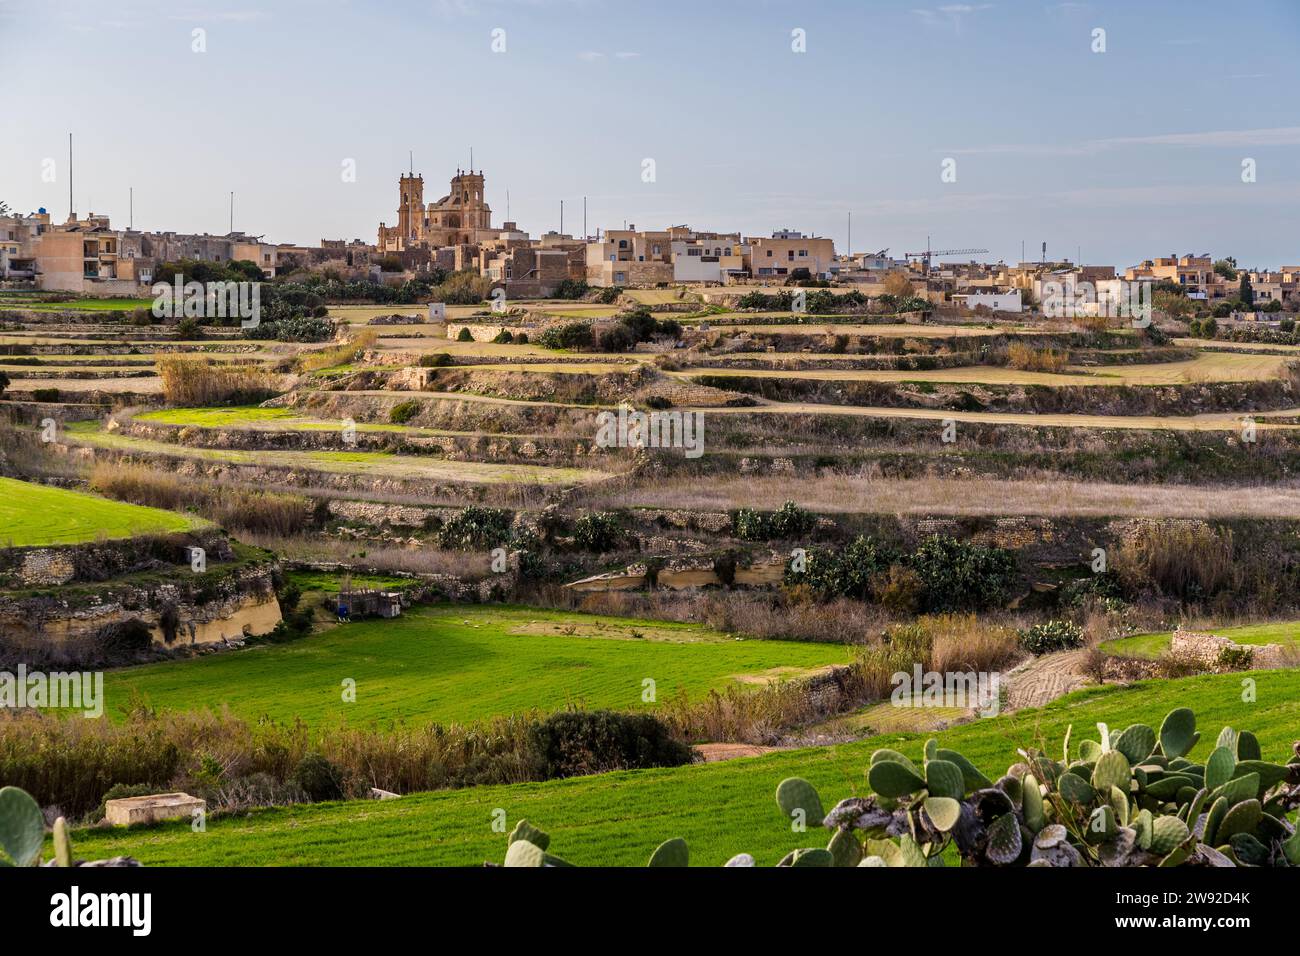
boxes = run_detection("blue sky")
[3,0,1298,268]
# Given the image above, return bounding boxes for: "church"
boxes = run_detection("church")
[377,167,499,252]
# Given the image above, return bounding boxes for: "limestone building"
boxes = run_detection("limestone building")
[378,167,499,252]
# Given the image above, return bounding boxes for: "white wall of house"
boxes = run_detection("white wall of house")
[958,290,1023,312]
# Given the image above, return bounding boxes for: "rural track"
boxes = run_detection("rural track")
[317,389,1300,431]
[1004,650,1090,712]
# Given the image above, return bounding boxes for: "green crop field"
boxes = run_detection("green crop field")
[133,406,485,438]
[102,605,853,726]
[135,406,300,427]
[0,476,200,548]
[28,300,154,312]
[65,668,1300,866]
[1102,620,1300,658]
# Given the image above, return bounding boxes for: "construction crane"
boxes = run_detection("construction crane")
[904,240,989,271]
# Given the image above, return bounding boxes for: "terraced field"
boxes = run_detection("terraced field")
[0,475,201,546]
[64,669,1300,866]
[134,406,493,437]
[680,351,1288,386]
[703,398,1300,430]
[64,422,604,484]
[102,605,854,725]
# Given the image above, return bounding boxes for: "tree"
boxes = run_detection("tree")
[1154,289,1193,319]
[1213,258,1238,281]
[883,270,914,300]
[1239,273,1255,307]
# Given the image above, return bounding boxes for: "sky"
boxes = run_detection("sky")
[2,0,1298,269]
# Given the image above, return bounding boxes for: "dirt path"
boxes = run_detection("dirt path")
[328,388,1300,432]
[1004,650,1090,712]
[694,743,779,762]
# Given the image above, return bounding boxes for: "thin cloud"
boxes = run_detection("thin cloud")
[912,3,993,31]
[944,126,1300,156]
[578,50,640,62]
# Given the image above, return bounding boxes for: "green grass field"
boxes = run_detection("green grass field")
[1102,620,1300,658]
[65,668,1300,866]
[136,406,300,427]
[286,570,416,593]
[103,605,853,726]
[134,406,485,438]
[8,297,154,312]
[0,476,199,548]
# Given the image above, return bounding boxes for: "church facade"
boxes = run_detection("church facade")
[377,168,498,252]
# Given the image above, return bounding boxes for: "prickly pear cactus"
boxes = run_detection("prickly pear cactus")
[800,709,1300,867]
[485,709,1299,868]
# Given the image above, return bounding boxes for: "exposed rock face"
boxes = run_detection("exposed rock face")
[0,543,282,649]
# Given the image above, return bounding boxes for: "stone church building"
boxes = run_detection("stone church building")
[378,168,498,252]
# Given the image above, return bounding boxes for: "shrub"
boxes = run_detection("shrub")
[491,329,514,344]
[875,563,923,614]
[456,326,475,342]
[1216,645,1255,670]
[244,315,334,342]
[1019,619,1085,654]
[389,399,421,424]
[418,352,453,367]
[796,535,896,601]
[551,278,589,300]
[537,321,594,351]
[1061,573,1124,607]
[597,323,638,352]
[429,270,493,305]
[733,500,816,541]
[290,752,346,802]
[31,387,59,403]
[437,506,512,549]
[527,710,693,779]
[910,535,1017,612]
[0,370,8,397]
[572,512,622,553]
